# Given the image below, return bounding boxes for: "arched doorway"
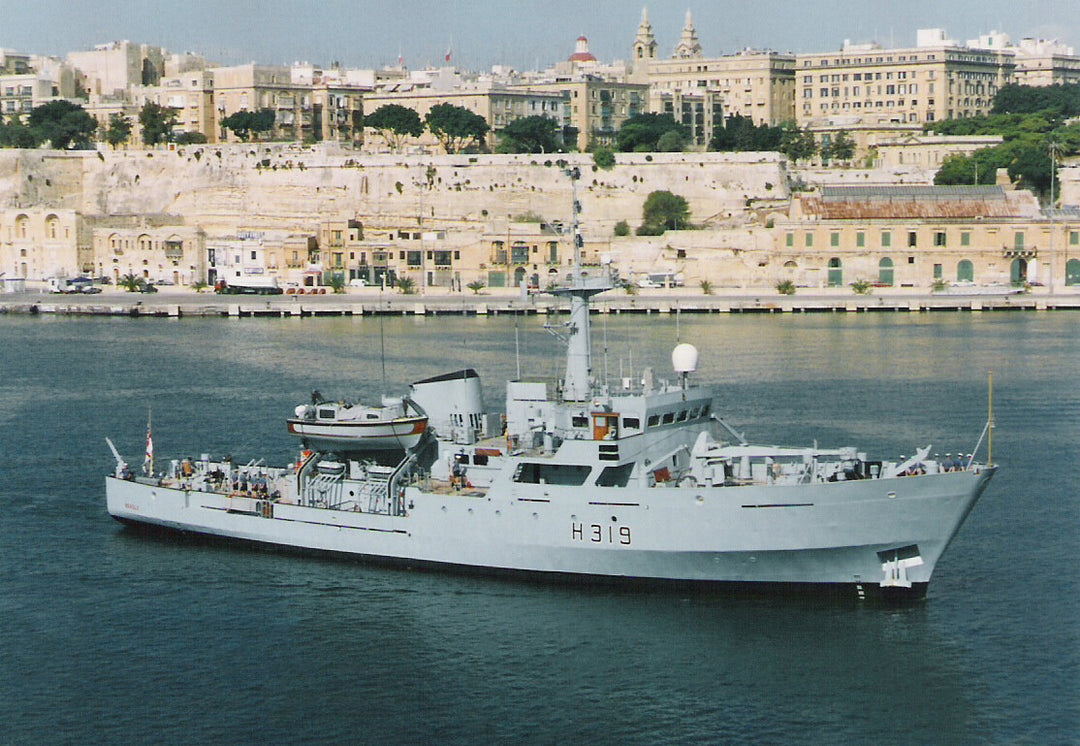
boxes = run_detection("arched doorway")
[957,259,974,282]
[513,266,526,287]
[1010,257,1027,285]
[1066,258,1080,286]
[827,257,842,287]
[878,257,894,286]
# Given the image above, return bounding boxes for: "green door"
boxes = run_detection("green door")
[1066,259,1080,286]
[1010,258,1027,285]
[957,260,974,282]
[878,258,894,286]
[827,257,843,287]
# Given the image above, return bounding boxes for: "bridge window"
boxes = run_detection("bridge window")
[513,463,591,485]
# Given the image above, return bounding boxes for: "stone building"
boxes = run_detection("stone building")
[0,208,84,280]
[513,77,649,151]
[795,29,1016,127]
[772,183,1080,289]
[91,218,205,285]
[629,8,796,129]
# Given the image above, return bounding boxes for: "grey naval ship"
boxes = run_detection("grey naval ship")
[105,184,995,602]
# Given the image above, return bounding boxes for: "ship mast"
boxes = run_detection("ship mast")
[549,167,611,402]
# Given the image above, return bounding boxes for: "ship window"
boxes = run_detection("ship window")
[472,454,489,466]
[572,416,588,428]
[455,454,470,464]
[662,412,675,425]
[702,404,711,417]
[318,409,336,419]
[676,410,688,422]
[647,414,660,427]
[622,417,640,430]
[689,406,701,419]
[366,413,379,420]
[596,463,633,487]
[513,462,591,485]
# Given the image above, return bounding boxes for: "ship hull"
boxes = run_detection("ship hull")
[106,466,993,599]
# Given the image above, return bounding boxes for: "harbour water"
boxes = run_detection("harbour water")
[1,312,1077,744]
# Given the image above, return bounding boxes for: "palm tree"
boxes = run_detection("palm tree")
[119,273,143,292]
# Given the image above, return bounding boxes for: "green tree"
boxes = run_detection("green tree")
[616,113,684,152]
[364,104,424,152]
[0,114,40,148]
[139,102,178,146]
[613,220,630,236]
[118,273,143,292]
[592,146,616,170]
[709,114,781,152]
[823,130,855,163]
[250,108,276,139]
[466,280,486,295]
[656,129,686,152]
[779,122,817,162]
[27,100,97,149]
[496,115,561,153]
[173,131,208,145]
[425,103,489,153]
[992,83,1080,118]
[220,108,276,142]
[105,113,133,148]
[638,190,690,235]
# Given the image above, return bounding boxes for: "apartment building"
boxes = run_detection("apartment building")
[796,29,1016,128]
[211,64,313,143]
[629,9,796,129]
[514,78,649,150]
[67,40,165,96]
[1012,38,1080,86]
[135,70,216,143]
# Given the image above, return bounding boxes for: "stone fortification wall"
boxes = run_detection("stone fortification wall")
[0,146,789,236]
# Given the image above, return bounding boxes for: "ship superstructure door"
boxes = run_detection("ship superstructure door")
[593,413,619,441]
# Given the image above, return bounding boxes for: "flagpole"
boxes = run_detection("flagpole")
[145,406,154,477]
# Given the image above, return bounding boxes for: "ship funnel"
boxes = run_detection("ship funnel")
[672,343,699,374]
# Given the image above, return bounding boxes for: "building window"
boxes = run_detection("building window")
[961,231,971,246]
[1014,232,1025,250]
[805,233,814,248]
[1070,231,1079,246]
[934,231,946,247]
[830,232,840,248]
[908,231,917,247]
[856,231,865,248]
[881,231,892,248]
[934,263,943,280]
[785,233,794,248]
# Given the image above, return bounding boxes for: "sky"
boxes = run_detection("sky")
[3,0,1079,72]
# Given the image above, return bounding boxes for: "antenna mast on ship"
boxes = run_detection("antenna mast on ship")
[548,166,612,402]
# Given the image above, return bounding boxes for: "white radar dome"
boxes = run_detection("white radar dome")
[671,343,699,374]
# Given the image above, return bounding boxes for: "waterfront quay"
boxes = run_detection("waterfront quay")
[2,286,1078,318]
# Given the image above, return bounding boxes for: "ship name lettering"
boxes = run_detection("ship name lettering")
[125,503,139,511]
[571,522,631,545]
